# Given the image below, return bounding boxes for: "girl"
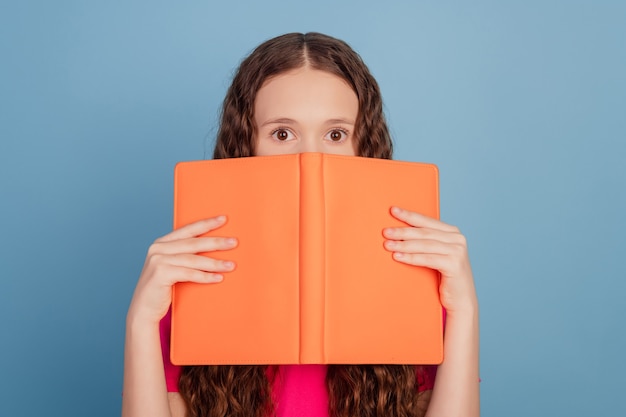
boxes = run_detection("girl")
[122,32,479,417]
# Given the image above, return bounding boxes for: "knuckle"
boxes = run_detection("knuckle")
[147,242,166,256]
[452,257,465,271]
[452,243,466,256]
[423,254,437,265]
[447,248,466,267]
[417,228,430,239]
[147,243,158,256]
[154,234,168,243]
[192,270,206,281]
[147,252,166,267]
[146,262,171,283]
[202,258,217,271]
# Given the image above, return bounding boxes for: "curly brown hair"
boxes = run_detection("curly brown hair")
[179,32,430,417]
[212,32,392,160]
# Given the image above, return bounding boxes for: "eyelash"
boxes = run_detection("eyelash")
[326,128,350,143]
[270,127,294,142]
[269,127,350,143]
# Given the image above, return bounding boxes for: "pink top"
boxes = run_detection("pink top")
[160,310,437,417]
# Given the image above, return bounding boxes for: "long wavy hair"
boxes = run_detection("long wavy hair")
[180,32,427,417]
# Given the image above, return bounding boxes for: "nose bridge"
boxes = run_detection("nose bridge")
[299,131,322,153]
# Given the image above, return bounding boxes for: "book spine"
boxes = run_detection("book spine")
[299,153,325,363]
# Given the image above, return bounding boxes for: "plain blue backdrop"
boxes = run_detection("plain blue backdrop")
[1,1,625,416]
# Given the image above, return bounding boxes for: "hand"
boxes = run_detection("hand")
[127,215,238,325]
[383,206,477,314]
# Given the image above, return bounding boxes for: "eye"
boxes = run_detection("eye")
[271,128,294,142]
[325,129,348,143]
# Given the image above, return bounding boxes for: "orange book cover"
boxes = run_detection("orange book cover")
[171,153,443,365]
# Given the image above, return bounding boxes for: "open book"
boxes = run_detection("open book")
[171,153,443,365]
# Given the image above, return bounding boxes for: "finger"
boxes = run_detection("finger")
[384,238,453,255]
[150,236,238,256]
[160,264,225,285]
[390,206,458,233]
[156,216,228,243]
[163,253,236,273]
[383,226,465,245]
[391,252,450,272]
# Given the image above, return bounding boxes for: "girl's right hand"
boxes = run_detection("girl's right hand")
[126,215,237,325]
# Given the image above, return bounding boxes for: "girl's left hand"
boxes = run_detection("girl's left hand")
[383,206,477,314]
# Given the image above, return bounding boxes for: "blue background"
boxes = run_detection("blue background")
[1,1,625,416]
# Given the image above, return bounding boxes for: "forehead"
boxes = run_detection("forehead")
[254,68,358,123]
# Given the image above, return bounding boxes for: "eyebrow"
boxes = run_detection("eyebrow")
[260,117,356,127]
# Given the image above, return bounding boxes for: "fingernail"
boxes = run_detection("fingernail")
[226,238,237,245]
[385,240,396,248]
[223,261,234,269]
[391,207,401,214]
[217,215,226,222]
[213,274,223,281]
[393,252,404,259]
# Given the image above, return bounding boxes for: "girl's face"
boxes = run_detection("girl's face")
[254,68,358,157]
